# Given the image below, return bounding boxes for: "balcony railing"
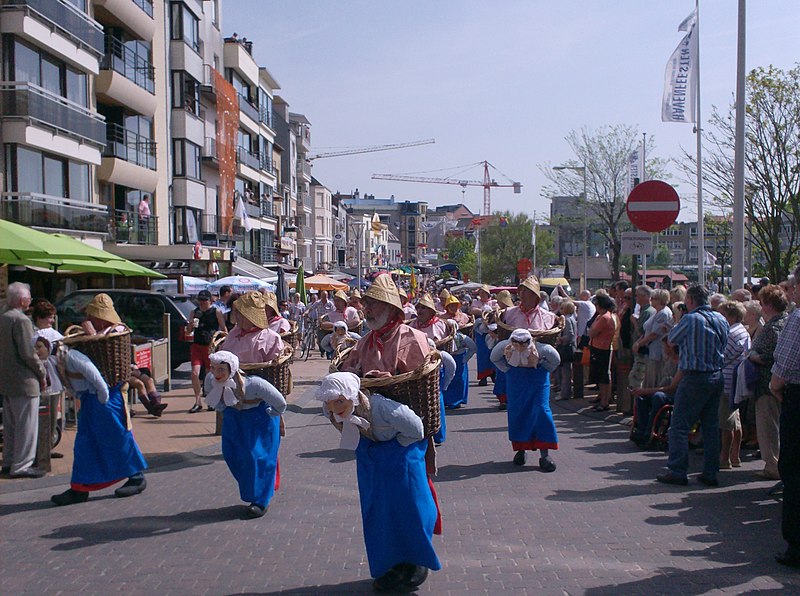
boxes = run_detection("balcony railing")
[133,0,153,18]
[1,192,109,235]
[259,104,272,128]
[101,36,155,94]
[241,247,277,265]
[296,159,311,178]
[237,93,259,122]
[0,81,106,148]
[109,209,157,245]
[202,136,217,160]
[236,146,260,170]
[1,0,104,56]
[201,213,239,239]
[103,122,156,170]
[259,154,275,175]
[259,199,273,218]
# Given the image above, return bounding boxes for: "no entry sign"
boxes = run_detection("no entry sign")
[626,180,680,233]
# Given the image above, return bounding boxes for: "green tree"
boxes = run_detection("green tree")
[480,211,536,284]
[680,64,800,281]
[652,244,671,267]
[534,226,556,274]
[444,236,476,279]
[540,125,669,280]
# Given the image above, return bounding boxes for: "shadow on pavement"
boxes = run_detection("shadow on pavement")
[42,505,244,551]
[436,460,545,482]
[296,449,355,464]
[245,578,375,595]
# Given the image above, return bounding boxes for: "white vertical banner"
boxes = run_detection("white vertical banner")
[627,144,643,197]
[234,194,253,232]
[662,9,698,123]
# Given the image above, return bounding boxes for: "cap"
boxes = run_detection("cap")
[234,291,269,328]
[85,293,122,325]
[198,289,213,301]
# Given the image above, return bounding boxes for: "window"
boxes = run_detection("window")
[170,2,199,52]
[171,70,199,115]
[6,146,90,200]
[9,40,89,108]
[65,68,87,106]
[173,140,201,179]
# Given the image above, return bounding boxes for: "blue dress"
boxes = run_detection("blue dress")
[433,366,447,443]
[506,366,558,451]
[474,331,494,381]
[444,350,470,408]
[222,402,281,507]
[356,436,441,578]
[72,384,147,485]
[493,367,507,404]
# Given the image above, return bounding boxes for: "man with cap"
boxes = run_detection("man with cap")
[410,293,450,342]
[263,291,291,335]
[488,290,515,410]
[187,289,226,413]
[221,292,284,364]
[51,294,148,505]
[470,285,497,317]
[442,294,470,327]
[503,277,556,332]
[399,287,417,320]
[471,285,498,387]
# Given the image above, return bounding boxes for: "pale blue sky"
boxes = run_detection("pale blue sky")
[224,1,799,222]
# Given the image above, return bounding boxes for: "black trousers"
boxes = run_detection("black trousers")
[779,384,800,553]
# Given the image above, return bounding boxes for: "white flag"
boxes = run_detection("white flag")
[704,250,717,266]
[473,231,480,254]
[627,144,643,196]
[662,10,697,123]
[234,194,253,232]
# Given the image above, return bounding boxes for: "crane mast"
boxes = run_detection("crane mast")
[309,138,435,161]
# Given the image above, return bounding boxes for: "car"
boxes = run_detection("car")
[55,289,198,368]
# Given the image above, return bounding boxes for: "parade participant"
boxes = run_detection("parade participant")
[220,292,284,364]
[321,290,361,333]
[502,277,557,331]
[491,328,561,471]
[442,319,476,410]
[489,289,515,410]
[51,294,147,506]
[470,284,497,316]
[442,295,470,326]
[399,287,417,320]
[206,351,286,519]
[316,372,441,592]
[321,320,360,357]
[187,289,226,413]
[264,292,291,334]
[472,285,498,386]
[435,288,450,313]
[410,293,449,341]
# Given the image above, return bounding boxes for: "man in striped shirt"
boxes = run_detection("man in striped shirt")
[657,284,729,487]
[771,267,800,568]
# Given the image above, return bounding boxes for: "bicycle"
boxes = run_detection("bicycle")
[300,318,319,361]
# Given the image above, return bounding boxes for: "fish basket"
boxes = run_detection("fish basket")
[62,324,132,386]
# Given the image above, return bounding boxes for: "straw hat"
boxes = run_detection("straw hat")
[439,288,450,300]
[85,293,122,325]
[417,293,437,312]
[495,290,514,309]
[351,289,362,299]
[333,290,349,303]
[518,276,541,295]
[397,286,408,299]
[234,291,269,328]
[262,291,279,316]
[444,295,462,309]
[364,273,403,311]
[478,284,492,297]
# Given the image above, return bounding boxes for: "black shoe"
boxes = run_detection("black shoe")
[206,405,214,411]
[498,403,507,411]
[51,452,65,459]
[539,456,557,473]
[403,565,429,588]
[373,566,407,592]
[10,467,45,479]
[697,473,719,487]
[115,475,147,498]
[775,551,800,569]
[478,378,488,387]
[246,503,267,518]
[513,450,526,466]
[656,472,688,486]
[188,404,203,414]
[51,488,89,506]
[1,466,10,475]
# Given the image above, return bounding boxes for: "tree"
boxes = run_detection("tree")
[680,64,800,282]
[534,226,556,274]
[444,236,476,280]
[480,211,536,285]
[540,125,669,280]
[652,244,671,267]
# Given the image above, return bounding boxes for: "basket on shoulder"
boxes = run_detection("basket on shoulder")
[329,347,442,438]
[489,311,565,345]
[458,314,475,338]
[62,324,132,386]
[209,331,294,397]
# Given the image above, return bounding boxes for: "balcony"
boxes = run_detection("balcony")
[1,0,104,57]
[259,199,274,219]
[108,208,157,245]
[103,123,156,169]
[201,213,235,240]
[1,192,109,235]
[259,154,275,176]
[201,136,218,165]
[223,37,258,85]
[237,93,259,124]
[0,81,106,148]
[296,159,311,180]
[100,36,155,93]
[259,105,273,129]
[241,247,277,265]
[93,0,155,41]
[236,146,260,171]
[200,64,216,102]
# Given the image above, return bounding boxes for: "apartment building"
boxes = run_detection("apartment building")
[289,111,312,269]
[310,176,333,270]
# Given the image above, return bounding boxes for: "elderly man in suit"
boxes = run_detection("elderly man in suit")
[1,282,47,478]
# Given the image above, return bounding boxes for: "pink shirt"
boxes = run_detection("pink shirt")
[410,317,449,341]
[221,326,284,364]
[326,306,360,327]
[342,324,430,376]
[444,310,470,326]
[268,316,291,334]
[502,305,556,331]
[470,298,497,314]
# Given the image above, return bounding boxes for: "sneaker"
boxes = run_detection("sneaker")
[245,503,267,518]
[697,473,719,487]
[10,467,45,479]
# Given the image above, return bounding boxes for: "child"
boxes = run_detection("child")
[321,320,360,358]
[316,372,441,592]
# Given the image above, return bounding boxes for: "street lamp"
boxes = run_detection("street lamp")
[553,164,588,292]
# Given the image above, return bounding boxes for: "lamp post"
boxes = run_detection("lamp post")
[553,165,588,292]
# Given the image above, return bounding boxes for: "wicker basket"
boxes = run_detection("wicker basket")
[62,324,132,386]
[495,313,565,345]
[280,321,299,346]
[434,332,455,352]
[330,348,442,437]
[210,331,294,396]
[458,314,475,338]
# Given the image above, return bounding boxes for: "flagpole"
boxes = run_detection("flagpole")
[695,0,705,286]
[732,0,746,289]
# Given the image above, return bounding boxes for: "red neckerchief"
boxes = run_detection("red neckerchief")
[237,326,262,337]
[417,315,439,329]
[367,316,402,351]
[521,304,539,327]
[269,315,282,324]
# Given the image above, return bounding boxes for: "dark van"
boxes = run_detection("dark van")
[56,289,197,368]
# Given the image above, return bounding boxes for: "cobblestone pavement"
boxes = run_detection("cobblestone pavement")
[2,366,799,595]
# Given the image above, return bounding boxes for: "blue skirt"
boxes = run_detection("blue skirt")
[475,332,494,381]
[222,402,281,507]
[444,351,469,408]
[72,385,147,485]
[433,389,447,443]
[493,368,507,403]
[506,367,558,450]
[356,437,441,578]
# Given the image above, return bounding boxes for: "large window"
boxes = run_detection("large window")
[170,2,200,52]
[7,39,88,107]
[173,139,201,180]
[5,145,90,200]
[171,70,199,115]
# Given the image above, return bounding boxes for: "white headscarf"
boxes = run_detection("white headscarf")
[316,372,370,450]
[333,321,348,333]
[507,329,538,368]
[207,351,240,408]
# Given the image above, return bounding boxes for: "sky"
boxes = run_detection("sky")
[224,1,799,223]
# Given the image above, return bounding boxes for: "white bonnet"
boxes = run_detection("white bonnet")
[316,372,361,405]
[209,350,240,375]
[333,321,348,332]
[510,328,532,343]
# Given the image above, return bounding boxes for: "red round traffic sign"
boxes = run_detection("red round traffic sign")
[626,180,680,233]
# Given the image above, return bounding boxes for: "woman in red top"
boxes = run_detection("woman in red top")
[588,294,617,411]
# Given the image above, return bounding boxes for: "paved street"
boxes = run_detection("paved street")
[2,357,799,594]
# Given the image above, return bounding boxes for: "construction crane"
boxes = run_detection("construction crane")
[372,160,521,215]
[308,138,435,161]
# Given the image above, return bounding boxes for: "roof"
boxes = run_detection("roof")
[564,256,613,280]
[289,112,311,125]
